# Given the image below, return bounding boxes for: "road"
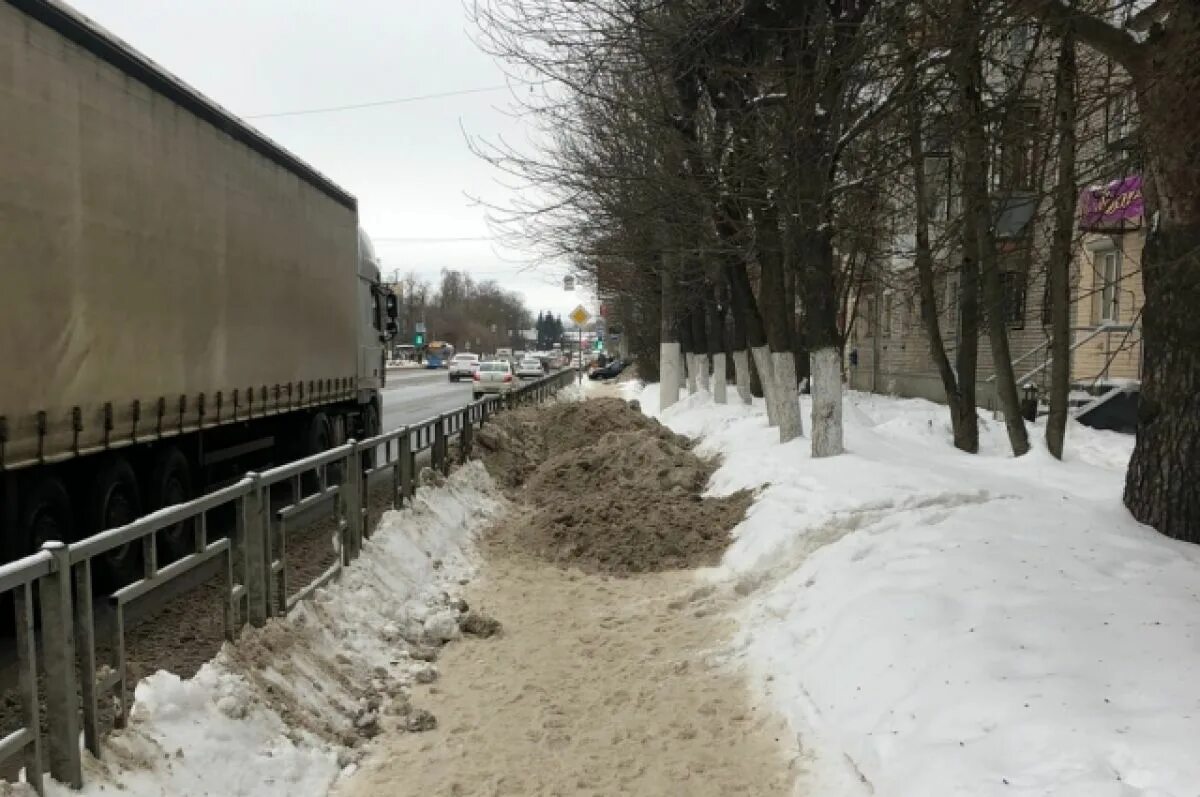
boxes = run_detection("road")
[381,367,474,430]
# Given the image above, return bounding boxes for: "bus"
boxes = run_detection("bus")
[425,341,455,368]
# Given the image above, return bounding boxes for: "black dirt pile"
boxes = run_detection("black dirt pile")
[475,398,751,574]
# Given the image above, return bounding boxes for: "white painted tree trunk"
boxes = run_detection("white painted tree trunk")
[685,353,699,394]
[698,355,710,391]
[660,342,682,411]
[771,351,803,443]
[750,345,778,426]
[810,346,844,457]
[733,350,753,405]
[712,353,728,404]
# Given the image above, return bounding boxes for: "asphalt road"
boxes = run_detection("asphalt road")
[381,367,474,430]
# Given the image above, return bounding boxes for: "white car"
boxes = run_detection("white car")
[472,360,515,398]
[516,358,546,379]
[448,353,480,382]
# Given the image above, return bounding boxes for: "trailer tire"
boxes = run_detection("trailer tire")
[89,457,143,589]
[147,447,194,563]
[301,412,333,494]
[19,475,73,553]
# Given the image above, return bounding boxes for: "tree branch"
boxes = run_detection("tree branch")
[1012,0,1147,75]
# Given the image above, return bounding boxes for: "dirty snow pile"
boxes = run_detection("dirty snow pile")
[42,462,504,797]
[631,383,1200,797]
[476,397,748,574]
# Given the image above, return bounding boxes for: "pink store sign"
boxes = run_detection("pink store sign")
[1079,175,1144,232]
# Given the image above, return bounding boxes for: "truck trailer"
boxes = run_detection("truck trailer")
[0,0,397,572]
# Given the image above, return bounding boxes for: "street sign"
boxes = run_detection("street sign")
[569,305,591,326]
[563,275,575,291]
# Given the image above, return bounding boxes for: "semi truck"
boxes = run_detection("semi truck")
[0,0,397,572]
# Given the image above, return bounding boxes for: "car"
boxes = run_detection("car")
[589,358,627,380]
[516,357,546,379]
[448,353,481,382]
[472,360,516,398]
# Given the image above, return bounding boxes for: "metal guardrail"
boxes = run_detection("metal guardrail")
[2,367,576,793]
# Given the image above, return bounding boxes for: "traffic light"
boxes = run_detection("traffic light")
[415,333,424,346]
[593,338,603,351]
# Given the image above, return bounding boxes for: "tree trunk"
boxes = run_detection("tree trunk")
[690,299,710,391]
[957,13,1029,456]
[905,54,970,450]
[1117,3,1200,541]
[1046,27,1077,460]
[706,286,728,403]
[726,260,773,412]
[659,266,682,411]
[680,308,698,395]
[758,212,802,440]
[803,228,842,456]
[727,274,754,404]
[1123,224,1200,542]
[956,231,982,453]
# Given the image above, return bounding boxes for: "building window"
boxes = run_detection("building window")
[924,155,951,222]
[993,103,1039,192]
[1106,92,1135,149]
[883,295,893,337]
[1094,250,1121,324]
[1000,270,1027,330]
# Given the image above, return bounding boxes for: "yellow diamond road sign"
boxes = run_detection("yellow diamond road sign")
[569,305,591,326]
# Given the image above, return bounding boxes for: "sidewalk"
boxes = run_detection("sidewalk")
[336,518,798,796]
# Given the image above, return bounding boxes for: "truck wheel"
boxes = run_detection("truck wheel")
[89,457,143,590]
[359,401,381,472]
[147,447,194,564]
[19,475,73,552]
[302,412,333,494]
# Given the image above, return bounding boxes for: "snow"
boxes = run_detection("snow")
[43,462,504,797]
[632,384,1200,797]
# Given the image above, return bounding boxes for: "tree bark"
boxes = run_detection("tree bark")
[1046,27,1077,460]
[957,10,1029,456]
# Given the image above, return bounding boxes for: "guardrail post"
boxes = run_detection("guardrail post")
[398,429,414,504]
[239,474,269,627]
[344,441,364,562]
[433,416,448,475]
[13,578,42,793]
[460,407,473,464]
[39,541,82,788]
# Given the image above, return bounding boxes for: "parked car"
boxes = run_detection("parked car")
[589,358,627,380]
[473,360,516,399]
[449,353,481,382]
[516,357,547,379]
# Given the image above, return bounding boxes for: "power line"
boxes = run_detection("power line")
[244,84,510,119]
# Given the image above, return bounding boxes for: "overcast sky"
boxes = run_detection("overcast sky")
[68,0,589,320]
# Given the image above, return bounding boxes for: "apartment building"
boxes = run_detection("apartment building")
[847,18,1144,414]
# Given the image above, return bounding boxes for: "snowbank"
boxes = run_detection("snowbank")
[45,463,504,797]
[634,385,1200,797]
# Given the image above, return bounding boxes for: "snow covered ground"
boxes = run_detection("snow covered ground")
[40,463,504,797]
[629,382,1200,797]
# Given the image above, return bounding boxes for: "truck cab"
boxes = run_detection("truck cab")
[357,230,398,390]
